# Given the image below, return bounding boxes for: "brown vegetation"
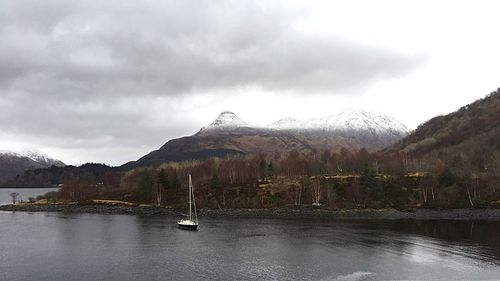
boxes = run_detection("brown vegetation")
[39,147,499,209]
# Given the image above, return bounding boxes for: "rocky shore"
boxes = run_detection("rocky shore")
[1,203,500,220]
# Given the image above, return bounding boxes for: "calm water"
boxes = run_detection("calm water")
[0,211,499,281]
[0,188,58,205]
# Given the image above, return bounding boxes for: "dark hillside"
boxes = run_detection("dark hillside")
[2,163,118,187]
[388,88,500,166]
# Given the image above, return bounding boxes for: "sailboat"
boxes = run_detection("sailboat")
[177,174,198,231]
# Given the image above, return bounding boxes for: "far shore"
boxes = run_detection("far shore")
[0,186,58,188]
[1,202,500,220]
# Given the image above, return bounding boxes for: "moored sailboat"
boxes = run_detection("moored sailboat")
[177,174,198,231]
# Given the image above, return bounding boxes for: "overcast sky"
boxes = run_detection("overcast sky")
[1,0,499,166]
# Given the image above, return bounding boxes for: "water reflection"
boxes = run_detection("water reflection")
[0,212,499,281]
[345,219,500,265]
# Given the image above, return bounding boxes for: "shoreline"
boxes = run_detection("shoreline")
[1,204,500,220]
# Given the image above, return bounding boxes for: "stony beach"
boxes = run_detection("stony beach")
[1,203,500,220]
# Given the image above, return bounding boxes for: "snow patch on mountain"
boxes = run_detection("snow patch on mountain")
[0,149,65,166]
[267,109,408,134]
[268,118,302,130]
[330,108,408,132]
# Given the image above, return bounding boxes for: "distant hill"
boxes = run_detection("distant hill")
[0,150,65,183]
[1,163,117,188]
[123,110,408,168]
[387,88,500,169]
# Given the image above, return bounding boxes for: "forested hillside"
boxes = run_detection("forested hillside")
[2,163,117,188]
[389,88,500,172]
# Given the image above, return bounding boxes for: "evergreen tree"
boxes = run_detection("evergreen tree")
[259,158,267,180]
[156,168,169,206]
[439,167,455,187]
[360,166,384,202]
[157,169,169,190]
[267,161,274,177]
[171,169,180,190]
[210,173,222,191]
[137,169,154,202]
[210,172,224,206]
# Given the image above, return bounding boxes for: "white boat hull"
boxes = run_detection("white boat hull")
[177,219,198,231]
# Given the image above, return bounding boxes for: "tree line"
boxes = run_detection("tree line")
[48,147,499,209]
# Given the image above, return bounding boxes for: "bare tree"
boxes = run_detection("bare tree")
[291,181,302,206]
[311,177,322,206]
[10,192,20,204]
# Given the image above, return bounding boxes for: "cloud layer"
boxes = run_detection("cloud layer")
[0,0,422,165]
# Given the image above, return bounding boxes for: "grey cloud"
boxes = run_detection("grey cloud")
[0,94,192,146]
[0,0,423,164]
[0,0,421,97]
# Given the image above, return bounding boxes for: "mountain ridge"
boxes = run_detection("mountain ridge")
[124,109,408,168]
[198,109,408,133]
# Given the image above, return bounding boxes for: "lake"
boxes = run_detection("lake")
[0,187,58,205]
[1,207,499,280]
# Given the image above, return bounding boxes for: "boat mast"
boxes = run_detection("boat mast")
[192,179,198,224]
[188,174,192,221]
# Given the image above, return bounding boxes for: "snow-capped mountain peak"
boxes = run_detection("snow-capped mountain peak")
[0,149,65,166]
[211,111,247,127]
[24,150,53,164]
[266,109,407,134]
[324,108,408,133]
[0,149,66,182]
[199,111,248,133]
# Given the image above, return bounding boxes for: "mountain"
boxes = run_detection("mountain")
[387,87,500,167]
[123,109,408,168]
[0,150,66,183]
